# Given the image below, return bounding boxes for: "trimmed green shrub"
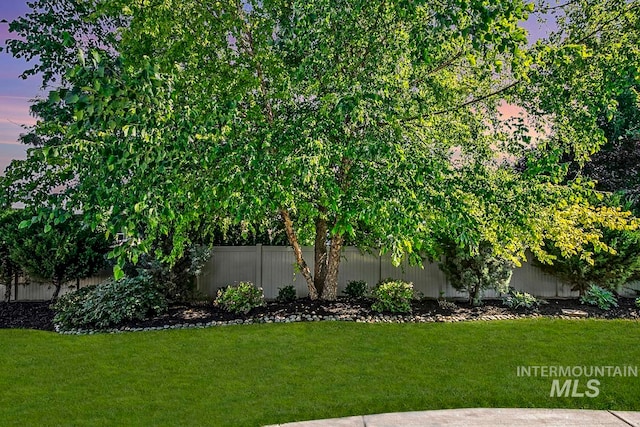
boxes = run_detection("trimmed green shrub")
[276,285,297,303]
[439,241,514,305]
[503,290,544,310]
[580,285,618,310]
[215,281,264,314]
[52,274,168,331]
[371,280,413,313]
[344,280,368,299]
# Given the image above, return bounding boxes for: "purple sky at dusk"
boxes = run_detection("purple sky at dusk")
[1,0,41,174]
[0,1,556,175]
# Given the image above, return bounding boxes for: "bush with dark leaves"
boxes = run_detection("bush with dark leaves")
[52,274,168,331]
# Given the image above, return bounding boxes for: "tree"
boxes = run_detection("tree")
[0,210,22,302]
[3,0,637,301]
[581,87,640,201]
[533,0,640,205]
[8,211,110,300]
[439,241,514,305]
[514,0,640,290]
[515,0,639,168]
[2,0,123,87]
[1,0,124,206]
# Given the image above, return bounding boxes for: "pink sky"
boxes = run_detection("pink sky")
[0,1,554,175]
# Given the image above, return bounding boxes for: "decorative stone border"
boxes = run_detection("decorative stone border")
[54,310,635,335]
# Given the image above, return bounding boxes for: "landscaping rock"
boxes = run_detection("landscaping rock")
[561,309,589,318]
[2,296,639,334]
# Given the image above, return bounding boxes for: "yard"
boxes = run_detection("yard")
[1,319,638,426]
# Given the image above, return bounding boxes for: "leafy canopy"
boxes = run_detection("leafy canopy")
[2,0,637,282]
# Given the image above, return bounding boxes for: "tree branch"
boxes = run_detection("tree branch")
[399,80,520,123]
[426,51,464,77]
[572,2,640,45]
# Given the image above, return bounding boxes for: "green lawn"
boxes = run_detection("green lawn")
[1,319,639,426]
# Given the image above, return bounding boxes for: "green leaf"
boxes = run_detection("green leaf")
[114,264,125,280]
[48,91,61,103]
[66,93,80,104]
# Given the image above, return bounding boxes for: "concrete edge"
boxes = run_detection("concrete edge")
[264,408,640,427]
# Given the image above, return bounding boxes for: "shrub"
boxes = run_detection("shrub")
[215,281,264,314]
[636,297,640,308]
[376,277,396,287]
[580,285,619,310]
[52,274,168,331]
[536,228,640,295]
[439,241,514,305]
[122,243,212,303]
[276,285,297,303]
[503,290,544,310]
[344,280,368,299]
[371,280,413,313]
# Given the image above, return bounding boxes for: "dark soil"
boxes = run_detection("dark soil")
[1,297,639,332]
[0,301,57,331]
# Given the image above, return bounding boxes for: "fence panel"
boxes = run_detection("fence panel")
[197,246,593,300]
[511,261,565,297]
[379,254,451,298]
[1,270,112,302]
[196,246,259,298]
[6,246,624,301]
[261,246,315,298]
[337,248,381,292]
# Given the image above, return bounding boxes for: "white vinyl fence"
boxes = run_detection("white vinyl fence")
[5,246,638,301]
[196,245,593,300]
[1,270,112,302]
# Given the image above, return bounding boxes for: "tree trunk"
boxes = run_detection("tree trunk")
[314,215,328,297]
[470,282,480,305]
[280,209,318,300]
[52,277,62,301]
[321,234,344,300]
[1,257,11,302]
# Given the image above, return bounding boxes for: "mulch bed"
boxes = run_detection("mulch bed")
[1,297,639,332]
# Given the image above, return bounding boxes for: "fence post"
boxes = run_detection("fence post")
[256,244,263,288]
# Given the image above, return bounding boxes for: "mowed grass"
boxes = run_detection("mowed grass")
[0,319,639,426]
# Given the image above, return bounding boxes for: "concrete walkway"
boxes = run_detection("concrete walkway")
[265,408,640,427]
